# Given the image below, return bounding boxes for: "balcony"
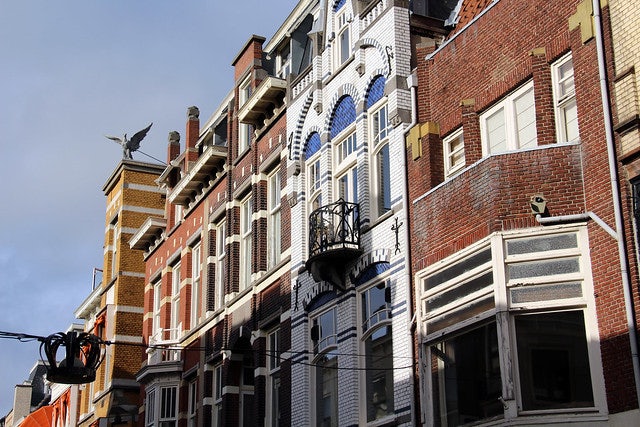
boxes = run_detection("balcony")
[306,199,362,289]
[238,76,287,131]
[146,328,181,365]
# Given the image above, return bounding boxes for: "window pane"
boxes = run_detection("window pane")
[316,352,338,427]
[510,282,582,303]
[486,108,506,153]
[514,88,536,149]
[507,257,580,280]
[431,323,502,426]
[506,234,577,256]
[365,327,394,421]
[515,311,594,410]
[376,144,391,214]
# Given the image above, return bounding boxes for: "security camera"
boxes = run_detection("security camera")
[530,194,547,215]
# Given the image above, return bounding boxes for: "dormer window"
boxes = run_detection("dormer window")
[276,43,291,79]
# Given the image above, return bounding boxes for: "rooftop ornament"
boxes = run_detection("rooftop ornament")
[40,331,104,384]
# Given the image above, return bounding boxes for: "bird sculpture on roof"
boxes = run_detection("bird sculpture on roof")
[105,123,153,159]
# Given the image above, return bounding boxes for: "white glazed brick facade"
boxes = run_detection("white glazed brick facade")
[287,1,416,425]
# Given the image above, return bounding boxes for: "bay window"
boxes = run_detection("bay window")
[420,228,604,425]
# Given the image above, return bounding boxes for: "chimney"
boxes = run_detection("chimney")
[167,131,180,164]
[186,106,200,167]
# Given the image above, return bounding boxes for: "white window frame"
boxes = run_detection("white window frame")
[110,217,119,280]
[334,127,358,204]
[307,153,323,214]
[552,53,579,143]
[369,100,391,217]
[334,7,351,68]
[146,388,156,427]
[190,243,201,328]
[187,379,197,427]
[359,281,394,423]
[215,220,227,310]
[238,77,252,154]
[443,128,465,179]
[268,168,282,269]
[152,279,162,340]
[213,364,223,427]
[480,81,537,155]
[267,328,281,427]
[417,228,606,424]
[311,306,338,427]
[170,261,181,341]
[276,42,291,79]
[159,385,178,427]
[240,195,253,291]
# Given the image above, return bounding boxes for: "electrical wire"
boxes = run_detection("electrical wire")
[1,330,417,372]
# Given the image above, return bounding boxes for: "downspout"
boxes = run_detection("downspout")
[403,69,419,427]
[592,0,640,404]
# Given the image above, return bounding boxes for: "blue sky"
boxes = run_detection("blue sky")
[0,0,299,416]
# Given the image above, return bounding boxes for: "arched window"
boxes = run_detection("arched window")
[367,76,391,217]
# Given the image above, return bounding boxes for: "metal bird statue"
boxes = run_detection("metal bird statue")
[105,123,153,159]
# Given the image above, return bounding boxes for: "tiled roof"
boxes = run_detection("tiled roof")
[454,0,495,29]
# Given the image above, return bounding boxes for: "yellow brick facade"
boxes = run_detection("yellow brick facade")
[77,160,164,427]
[610,0,640,157]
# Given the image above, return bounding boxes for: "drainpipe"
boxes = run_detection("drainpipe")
[403,69,419,427]
[592,0,640,405]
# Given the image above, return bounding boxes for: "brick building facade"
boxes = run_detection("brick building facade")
[130,2,310,423]
[74,160,165,426]
[407,0,640,425]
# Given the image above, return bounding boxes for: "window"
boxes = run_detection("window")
[240,195,253,290]
[190,243,201,328]
[334,4,351,68]
[306,133,323,214]
[480,81,536,155]
[146,389,156,427]
[213,364,223,427]
[238,77,252,153]
[552,53,579,143]
[110,217,119,280]
[443,128,465,178]
[239,353,255,427]
[146,385,179,427]
[152,280,162,340]
[420,229,602,425]
[312,307,338,427]
[188,380,197,427]
[370,102,391,216]
[215,220,227,310]
[170,262,181,340]
[332,96,358,204]
[268,168,282,269]
[276,43,291,79]
[361,283,394,422]
[267,329,281,427]
[159,386,178,427]
[308,156,322,212]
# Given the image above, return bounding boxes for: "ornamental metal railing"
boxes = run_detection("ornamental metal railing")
[308,199,361,259]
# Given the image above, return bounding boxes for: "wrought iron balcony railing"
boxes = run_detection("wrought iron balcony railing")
[308,199,361,259]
